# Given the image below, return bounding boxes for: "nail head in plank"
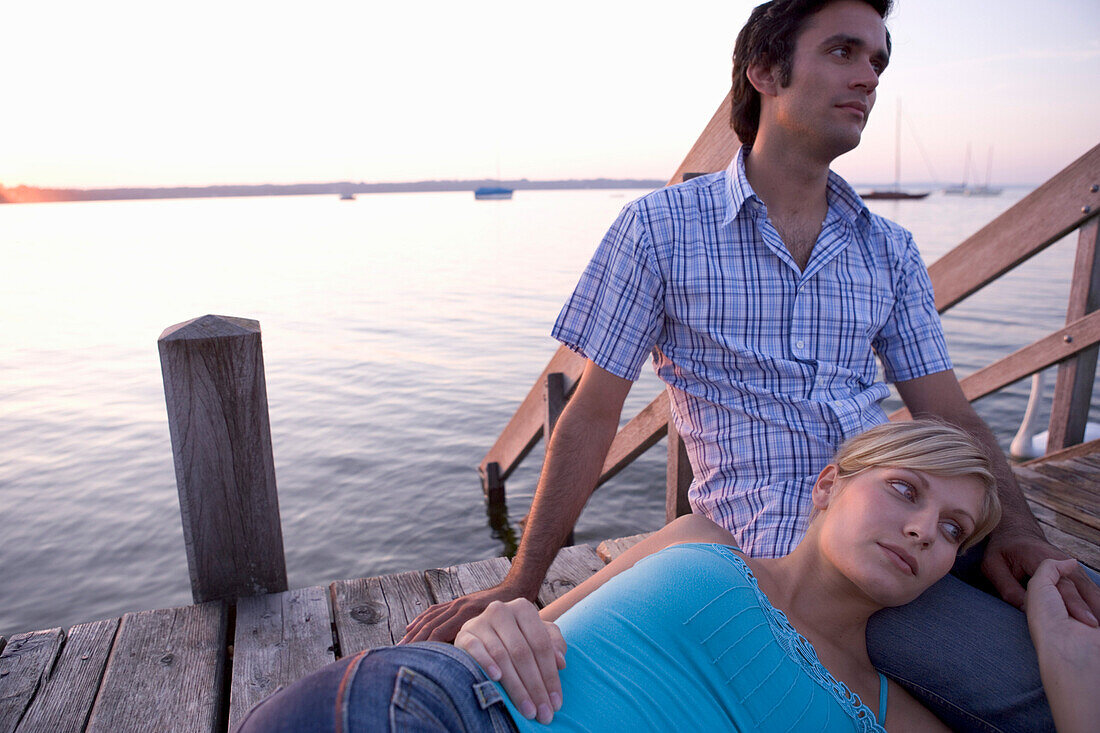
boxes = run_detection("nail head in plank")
[86,602,227,733]
[0,628,64,733]
[425,557,512,605]
[331,571,433,656]
[16,619,118,733]
[229,587,335,730]
[596,533,653,564]
[537,545,605,607]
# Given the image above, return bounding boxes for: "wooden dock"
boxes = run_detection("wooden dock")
[2,95,1097,731]
[1,447,1098,732]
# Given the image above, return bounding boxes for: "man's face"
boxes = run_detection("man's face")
[767,0,889,159]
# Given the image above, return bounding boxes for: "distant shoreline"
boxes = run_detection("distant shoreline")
[0,178,667,205]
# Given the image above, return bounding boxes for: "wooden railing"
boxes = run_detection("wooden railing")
[479,88,1100,528]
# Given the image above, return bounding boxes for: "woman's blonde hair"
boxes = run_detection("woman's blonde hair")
[829,420,1002,552]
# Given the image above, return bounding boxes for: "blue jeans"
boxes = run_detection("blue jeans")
[867,549,1100,733]
[234,641,518,732]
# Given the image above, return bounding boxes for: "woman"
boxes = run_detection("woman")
[237,420,1001,732]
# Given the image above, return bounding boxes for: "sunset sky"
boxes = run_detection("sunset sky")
[5,0,1098,189]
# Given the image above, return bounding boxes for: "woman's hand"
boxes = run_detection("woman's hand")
[454,598,567,725]
[1025,558,1100,733]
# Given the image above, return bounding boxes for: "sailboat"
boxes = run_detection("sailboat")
[945,144,1002,196]
[862,100,930,200]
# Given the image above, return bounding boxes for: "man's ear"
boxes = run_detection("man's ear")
[746,61,781,97]
[812,464,840,511]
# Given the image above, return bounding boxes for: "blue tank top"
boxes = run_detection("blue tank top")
[494,543,887,732]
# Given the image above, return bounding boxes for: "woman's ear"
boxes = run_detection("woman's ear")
[746,61,781,97]
[812,464,840,511]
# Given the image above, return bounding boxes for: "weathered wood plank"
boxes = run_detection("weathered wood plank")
[1048,218,1100,451]
[1014,466,1100,532]
[331,571,434,656]
[479,348,585,483]
[666,415,693,522]
[1025,498,1100,560]
[537,545,605,607]
[669,93,739,186]
[598,390,669,487]
[16,619,118,733]
[0,628,64,733]
[159,315,287,602]
[595,533,652,563]
[229,587,335,730]
[86,602,227,733]
[425,557,512,605]
[1022,437,1100,465]
[1026,462,1100,507]
[1034,516,1100,571]
[929,143,1100,312]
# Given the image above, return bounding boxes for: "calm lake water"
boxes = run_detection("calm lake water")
[1,185,1091,635]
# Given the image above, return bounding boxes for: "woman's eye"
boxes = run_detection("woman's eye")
[889,480,914,500]
[941,522,963,543]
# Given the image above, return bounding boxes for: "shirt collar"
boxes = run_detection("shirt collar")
[722,146,872,229]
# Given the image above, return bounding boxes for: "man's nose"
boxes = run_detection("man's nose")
[851,58,879,92]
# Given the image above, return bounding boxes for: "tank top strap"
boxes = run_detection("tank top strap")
[877,672,888,726]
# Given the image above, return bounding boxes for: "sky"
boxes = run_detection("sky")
[3,0,1098,189]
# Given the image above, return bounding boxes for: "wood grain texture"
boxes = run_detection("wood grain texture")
[0,628,64,733]
[595,533,652,563]
[229,587,335,729]
[1013,466,1100,531]
[598,390,669,486]
[425,557,512,606]
[929,144,1100,312]
[536,545,605,607]
[668,93,739,186]
[1022,436,1100,465]
[86,602,227,733]
[480,347,585,482]
[330,571,434,656]
[1048,218,1100,451]
[16,619,118,733]
[158,314,287,602]
[666,415,693,523]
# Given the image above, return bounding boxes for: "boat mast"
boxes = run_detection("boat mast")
[894,99,902,192]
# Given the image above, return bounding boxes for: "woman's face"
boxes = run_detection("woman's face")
[813,465,987,607]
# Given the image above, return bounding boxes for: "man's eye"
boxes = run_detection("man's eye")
[830,46,850,59]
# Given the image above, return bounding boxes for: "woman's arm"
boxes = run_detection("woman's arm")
[1025,558,1100,733]
[540,513,736,620]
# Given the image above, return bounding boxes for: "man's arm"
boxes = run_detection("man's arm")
[896,369,1100,624]
[402,360,634,643]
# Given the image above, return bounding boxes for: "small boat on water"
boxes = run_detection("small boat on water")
[945,144,1002,196]
[862,100,929,201]
[474,186,513,200]
[339,192,355,201]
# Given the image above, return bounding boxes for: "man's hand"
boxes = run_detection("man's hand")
[402,584,528,644]
[454,598,566,725]
[982,525,1100,626]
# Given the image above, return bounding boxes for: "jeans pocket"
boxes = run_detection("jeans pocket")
[389,665,466,732]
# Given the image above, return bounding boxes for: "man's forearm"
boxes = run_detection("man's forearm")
[502,395,624,599]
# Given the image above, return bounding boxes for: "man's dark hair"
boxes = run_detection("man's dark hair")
[730,0,892,146]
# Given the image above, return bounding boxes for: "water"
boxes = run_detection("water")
[0,186,1090,635]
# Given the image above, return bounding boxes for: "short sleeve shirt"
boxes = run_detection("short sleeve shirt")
[552,147,952,557]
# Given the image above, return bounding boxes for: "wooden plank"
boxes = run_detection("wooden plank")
[330,571,434,656]
[1013,466,1100,532]
[0,628,64,733]
[1024,496,1100,550]
[86,602,227,733]
[595,533,652,563]
[598,390,669,487]
[536,545,605,607]
[425,557,512,605]
[1049,218,1100,451]
[479,347,585,483]
[1033,516,1100,571]
[16,619,118,733]
[669,93,740,186]
[543,373,567,443]
[1022,437,1100,465]
[1058,456,1100,482]
[228,587,335,730]
[666,414,693,522]
[929,143,1100,312]
[890,310,1100,420]
[158,315,287,602]
[1026,463,1100,510]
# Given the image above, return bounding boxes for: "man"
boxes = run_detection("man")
[405,1,1100,728]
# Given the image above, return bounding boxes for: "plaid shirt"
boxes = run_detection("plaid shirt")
[552,147,951,557]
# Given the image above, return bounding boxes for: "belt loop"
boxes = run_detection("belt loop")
[473,679,504,709]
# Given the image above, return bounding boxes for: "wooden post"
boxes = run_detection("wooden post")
[483,461,505,507]
[666,409,693,523]
[158,315,287,603]
[542,373,574,546]
[1048,217,1100,452]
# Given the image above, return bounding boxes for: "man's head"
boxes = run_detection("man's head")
[730,0,892,147]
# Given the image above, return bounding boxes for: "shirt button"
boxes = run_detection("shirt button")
[796,340,805,349]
